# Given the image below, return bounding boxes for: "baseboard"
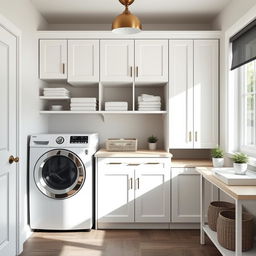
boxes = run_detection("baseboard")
[97,222,200,229]
[17,225,32,255]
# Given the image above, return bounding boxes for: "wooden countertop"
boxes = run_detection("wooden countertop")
[196,167,256,200]
[171,159,212,168]
[95,149,172,158]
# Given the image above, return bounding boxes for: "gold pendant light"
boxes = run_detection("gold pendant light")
[112,0,142,34]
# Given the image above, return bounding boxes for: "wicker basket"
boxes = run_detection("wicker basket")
[217,210,254,251]
[208,201,235,231]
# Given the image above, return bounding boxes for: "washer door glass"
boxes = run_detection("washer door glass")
[42,155,77,190]
[34,149,85,199]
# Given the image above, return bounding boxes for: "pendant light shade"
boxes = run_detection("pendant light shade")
[112,0,142,34]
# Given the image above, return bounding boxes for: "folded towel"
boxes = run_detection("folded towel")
[71,98,97,103]
[44,88,69,91]
[44,93,69,97]
[138,96,161,102]
[105,102,128,107]
[105,106,128,111]
[138,102,161,106]
[70,103,97,107]
[138,107,161,111]
[70,107,96,111]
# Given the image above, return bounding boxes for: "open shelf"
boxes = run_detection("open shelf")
[40,110,167,114]
[39,96,70,100]
[203,225,256,256]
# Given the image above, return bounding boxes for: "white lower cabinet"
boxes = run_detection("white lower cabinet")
[97,158,171,224]
[171,167,214,223]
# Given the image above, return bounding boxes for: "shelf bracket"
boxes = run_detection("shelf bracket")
[100,113,105,122]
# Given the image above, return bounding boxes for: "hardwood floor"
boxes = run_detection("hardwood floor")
[20,229,221,256]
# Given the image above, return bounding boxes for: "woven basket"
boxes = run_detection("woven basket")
[217,210,254,251]
[208,201,235,231]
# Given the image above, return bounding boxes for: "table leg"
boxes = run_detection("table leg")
[200,174,205,245]
[235,200,242,256]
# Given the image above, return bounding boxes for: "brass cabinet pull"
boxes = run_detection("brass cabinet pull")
[62,63,65,74]
[9,155,19,164]
[130,178,133,190]
[189,131,192,142]
[136,66,138,77]
[195,131,198,142]
[107,162,122,165]
[130,66,133,77]
[137,178,140,189]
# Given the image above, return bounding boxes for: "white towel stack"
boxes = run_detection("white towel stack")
[105,102,128,111]
[138,94,161,111]
[43,88,70,97]
[70,98,97,111]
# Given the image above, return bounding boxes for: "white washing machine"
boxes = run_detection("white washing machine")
[29,134,99,230]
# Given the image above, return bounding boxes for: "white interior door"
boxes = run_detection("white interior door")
[0,26,18,256]
[169,40,194,148]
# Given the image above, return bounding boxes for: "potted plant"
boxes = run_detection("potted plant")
[148,135,158,150]
[232,153,248,175]
[211,148,224,168]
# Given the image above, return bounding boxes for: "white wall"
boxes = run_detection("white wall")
[47,23,212,31]
[211,0,256,233]
[212,0,256,30]
[0,0,48,252]
[48,114,165,149]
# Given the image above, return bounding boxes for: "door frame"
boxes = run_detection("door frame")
[0,14,21,255]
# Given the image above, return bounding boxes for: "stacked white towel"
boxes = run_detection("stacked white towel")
[43,88,70,97]
[105,102,128,111]
[70,98,97,111]
[138,94,161,111]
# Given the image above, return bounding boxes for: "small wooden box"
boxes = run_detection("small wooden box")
[106,138,137,152]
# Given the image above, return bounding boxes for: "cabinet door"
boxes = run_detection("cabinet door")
[68,40,99,84]
[100,40,134,82]
[135,40,168,83]
[97,162,134,223]
[169,40,194,148]
[39,40,67,79]
[135,160,170,222]
[194,40,219,148]
[171,167,213,223]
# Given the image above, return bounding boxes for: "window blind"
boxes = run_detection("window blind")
[230,19,256,70]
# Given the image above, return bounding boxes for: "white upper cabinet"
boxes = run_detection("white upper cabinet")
[135,162,170,223]
[169,40,194,148]
[68,40,99,85]
[169,39,219,149]
[194,40,219,148]
[39,40,67,79]
[100,40,134,83]
[135,40,168,83]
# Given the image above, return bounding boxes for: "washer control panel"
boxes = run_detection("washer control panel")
[70,136,88,144]
[56,136,65,144]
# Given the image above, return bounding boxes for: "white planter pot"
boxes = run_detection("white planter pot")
[233,163,248,175]
[212,158,224,168]
[148,143,157,151]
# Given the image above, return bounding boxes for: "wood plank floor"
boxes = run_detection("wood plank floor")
[20,230,221,256]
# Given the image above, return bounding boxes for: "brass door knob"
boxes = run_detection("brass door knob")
[9,155,19,164]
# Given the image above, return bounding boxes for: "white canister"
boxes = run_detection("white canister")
[233,163,248,175]
[212,158,224,168]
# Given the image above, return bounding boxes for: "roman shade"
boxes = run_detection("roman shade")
[230,19,256,70]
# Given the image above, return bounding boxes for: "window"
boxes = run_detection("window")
[239,59,256,155]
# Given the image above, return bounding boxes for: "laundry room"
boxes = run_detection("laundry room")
[1,0,256,256]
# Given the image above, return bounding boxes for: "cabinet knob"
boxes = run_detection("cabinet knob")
[9,155,19,164]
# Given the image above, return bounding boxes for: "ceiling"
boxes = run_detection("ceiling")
[31,0,232,24]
